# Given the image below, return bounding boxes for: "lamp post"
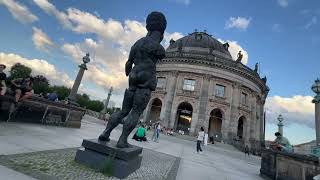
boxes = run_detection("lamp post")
[277,114,284,136]
[312,79,320,146]
[67,53,90,105]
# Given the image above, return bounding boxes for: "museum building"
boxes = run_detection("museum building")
[142,31,269,150]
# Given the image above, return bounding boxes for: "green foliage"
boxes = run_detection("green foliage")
[9,63,32,80]
[102,152,116,176]
[33,75,50,94]
[49,86,71,100]
[85,100,104,112]
[76,93,90,107]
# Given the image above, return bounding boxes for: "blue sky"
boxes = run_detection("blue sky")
[0,0,319,144]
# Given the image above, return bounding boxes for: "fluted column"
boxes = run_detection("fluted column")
[160,71,178,127]
[229,82,240,138]
[196,75,210,133]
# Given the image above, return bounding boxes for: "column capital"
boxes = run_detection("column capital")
[312,95,320,104]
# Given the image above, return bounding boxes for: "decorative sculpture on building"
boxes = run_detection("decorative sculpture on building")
[98,11,167,148]
[262,76,267,83]
[254,63,259,73]
[223,42,229,50]
[236,51,243,62]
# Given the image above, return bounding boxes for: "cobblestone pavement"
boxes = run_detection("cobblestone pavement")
[0,148,179,180]
[0,116,262,180]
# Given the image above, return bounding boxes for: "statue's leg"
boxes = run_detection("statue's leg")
[117,88,151,148]
[98,89,134,141]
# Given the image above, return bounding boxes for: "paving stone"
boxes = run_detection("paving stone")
[0,147,179,180]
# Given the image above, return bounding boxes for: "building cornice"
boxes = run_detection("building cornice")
[159,52,269,94]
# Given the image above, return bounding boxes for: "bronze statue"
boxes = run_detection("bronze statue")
[98,12,167,148]
[236,50,243,62]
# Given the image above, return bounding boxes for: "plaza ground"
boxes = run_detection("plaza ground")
[0,115,263,180]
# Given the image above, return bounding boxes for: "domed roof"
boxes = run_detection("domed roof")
[167,31,232,59]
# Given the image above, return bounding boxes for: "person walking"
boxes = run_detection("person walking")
[197,127,205,153]
[152,122,157,142]
[155,122,161,142]
[244,145,250,156]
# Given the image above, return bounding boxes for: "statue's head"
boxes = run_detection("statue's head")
[146,11,167,34]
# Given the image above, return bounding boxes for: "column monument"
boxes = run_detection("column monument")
[312,79,320,145]
[67,53,90,105]
[277,114,284,135]
[311,79,320,156]
[100,87,113,119]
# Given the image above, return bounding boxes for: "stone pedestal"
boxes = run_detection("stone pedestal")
[75,139,142,179]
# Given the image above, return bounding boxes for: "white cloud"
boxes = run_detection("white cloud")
[0,52,73,87]
[33,0,72,28]
[218,39,249,65]
[277,0,289,7]
[305,16,317,29]
[32,27,54,52]
[0,0,38,23]
[34,0,184,105]
[225,17,251,30]
[163,32,184,48]
[265,95,315,128]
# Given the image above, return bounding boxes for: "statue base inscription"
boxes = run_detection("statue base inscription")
[75,139,142,179]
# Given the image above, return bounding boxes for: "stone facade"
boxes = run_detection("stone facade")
[142,31,269,151]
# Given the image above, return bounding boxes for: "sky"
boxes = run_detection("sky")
[0,0,320,145]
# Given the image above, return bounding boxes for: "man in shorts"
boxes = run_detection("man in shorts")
[11,76,34,102]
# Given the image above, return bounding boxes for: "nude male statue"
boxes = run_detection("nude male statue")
[98,12,167,148]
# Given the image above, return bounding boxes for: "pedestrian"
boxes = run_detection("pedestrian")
[156,122,161,142]
[244,145,250,156]
[0,64,7,96]
[197,127,205,153]
[152,123,157,141]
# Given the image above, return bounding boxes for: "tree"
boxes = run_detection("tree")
[49,86,70,100]
[9,63,32,80]
[33,75,50,94]
[86,100,104,112]
[76,93,90,108]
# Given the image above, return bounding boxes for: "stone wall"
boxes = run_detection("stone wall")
[0,95,85,128]
[260,149,320,180]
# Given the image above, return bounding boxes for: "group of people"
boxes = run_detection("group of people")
[0,64,34,103]
[0,63,61,104]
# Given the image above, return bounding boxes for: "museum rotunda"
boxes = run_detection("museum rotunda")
[142,30,269,151]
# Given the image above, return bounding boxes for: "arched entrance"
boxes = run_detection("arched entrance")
[175,102,193,135]
[208,109,223,141]
[148,98,162,125]
[237,116,246,140]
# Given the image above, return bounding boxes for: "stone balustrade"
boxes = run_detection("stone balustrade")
[260,149,320,180]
